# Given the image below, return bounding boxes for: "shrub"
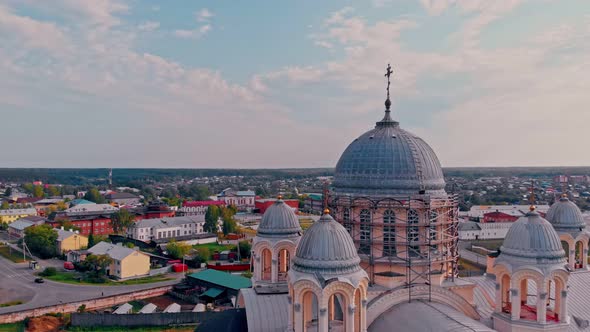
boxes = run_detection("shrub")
[40,267,57,276]
[77,304,86,313]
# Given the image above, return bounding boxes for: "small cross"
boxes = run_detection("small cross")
[384,64,393,98]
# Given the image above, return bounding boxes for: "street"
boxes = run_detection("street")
[0,254,182,315]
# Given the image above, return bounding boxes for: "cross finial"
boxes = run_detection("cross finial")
[384,64,393,109]
[529,179,536,211]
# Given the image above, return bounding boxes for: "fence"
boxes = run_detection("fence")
[71,310,240,327]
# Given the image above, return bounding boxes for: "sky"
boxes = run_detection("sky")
[1,0,589,168]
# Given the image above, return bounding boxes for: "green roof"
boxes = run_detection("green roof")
[201,287,224,299]
[188,269,251,291]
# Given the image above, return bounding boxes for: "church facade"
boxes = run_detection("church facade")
[237,68,590,332]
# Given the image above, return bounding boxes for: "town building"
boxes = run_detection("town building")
[302,193,323,214]
[104,192,141,206]
[461,205,550,219]
[0,208,37,224]
[56,228,88,254]
[48,203,119,236]
[87,241,150,279]
[68,199,95,207]
[8,219,36,238]
[217,189,255,212]
[130,202,175,220]
[187,269,252,303]
[177,200,225,219]
[482,211,519,223]
[254,198,299,214]
[458,221,514,240]
[127,216,206,242]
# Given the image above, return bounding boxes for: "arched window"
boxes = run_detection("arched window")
[261,248,272,281]
[359,209,371,255]
[302,291,319,331]
[278,249,290,281]
[343,208,352,234]
[328,292,347,330]
[429,210,438,251]
[407,209,420,257]
[383,210,396,256]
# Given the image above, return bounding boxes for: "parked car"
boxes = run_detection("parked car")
[34,277,45,283]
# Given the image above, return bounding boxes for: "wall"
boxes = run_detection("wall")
[71,312,200,327]
[0,286,171,324]
[120,251,150,279]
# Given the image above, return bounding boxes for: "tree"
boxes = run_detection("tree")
[220,206,237,235]
[84,188,105,203]
[0,201,9,210]
[195,247,210,261]
[56,201,67,211]
[84,254,113,275]
[166,240,191,259]
[88,233,95,247]
[56,220,81,232]
[22,183,33,194]
[238,240,251,259]
[24,225,58,258]
[204,205,220,233]
[33,185,44,198]
[4,187,12,197]
[111,208,135,234]
[46,186,60,197]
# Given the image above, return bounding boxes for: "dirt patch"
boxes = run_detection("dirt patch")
[26,316,62,332]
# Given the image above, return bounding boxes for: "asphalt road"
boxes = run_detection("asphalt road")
[0,255,182,315]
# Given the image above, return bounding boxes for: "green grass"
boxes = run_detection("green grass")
[458,258,485,277]
[0,300,24,307]
[299,218,314,231]
[193,242,234,252]
[0,246,31,263]
[0,322,25,332]
[41,272,173,286]
[67,326,195,332]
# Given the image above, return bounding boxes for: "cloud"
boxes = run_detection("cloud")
[174,25,211,39]
[138,21,160,32]
[314,40,333,49]
[196,8,214,22]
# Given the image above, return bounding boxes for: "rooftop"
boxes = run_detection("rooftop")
[87,241,145,261]
[187,269,252,291]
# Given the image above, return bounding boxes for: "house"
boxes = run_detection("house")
[255,198,299,214]
[8,219,35,238]
[187,269,252,302]
[482,211,519,223]
[8,215,47,238]
[104,192,141,206]
[0,208,37,224]
[87,241,150,279]
[217,189,255,212]
[68,199,95,207]
[127,216,207,242]
[33,198,65,210]
[303,193,323,214]
[49,204,119,236]
[130,202,175,221]
[178,200,225,219]
[56,228,88,254]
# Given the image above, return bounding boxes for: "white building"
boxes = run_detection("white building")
[127,216,206,242]
[460,204,550,219]
[458,221,514,240]
[65,203,118,214]
[217,189,255,212]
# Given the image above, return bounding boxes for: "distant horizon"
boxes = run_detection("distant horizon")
[1,166,590,170]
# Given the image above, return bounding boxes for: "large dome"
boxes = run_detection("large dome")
[333,110,446,196]
[546,196,586,232]
[292,211,361,275]
[499,209,565,262]
[257,199,301,238]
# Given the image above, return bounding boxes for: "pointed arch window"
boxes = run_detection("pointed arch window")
[359,209,371,255]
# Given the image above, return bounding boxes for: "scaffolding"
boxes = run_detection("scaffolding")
[329,192,459,303]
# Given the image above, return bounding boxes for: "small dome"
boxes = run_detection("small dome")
[333,111,446,196]
[292,212,361,275]
[257,199,301,237]
[500,209,565,262]
[546,196,586,231]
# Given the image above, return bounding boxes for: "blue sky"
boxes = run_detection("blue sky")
[1,0,589,168]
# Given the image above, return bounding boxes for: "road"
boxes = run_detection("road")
[0,254,182,315]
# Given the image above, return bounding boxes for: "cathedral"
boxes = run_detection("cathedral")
[237,67,590,332]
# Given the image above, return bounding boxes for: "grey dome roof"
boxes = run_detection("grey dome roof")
[546,196,586,231]
[292,212,361,275]
[500,209,565,262]
[257,199,302,237]
[333,110,446,196]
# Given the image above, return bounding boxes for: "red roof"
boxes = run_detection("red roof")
[16,197,42,204]
[182,200,225,207]
[483,211,513,218]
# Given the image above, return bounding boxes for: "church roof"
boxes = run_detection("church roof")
[368,300,494,332]
[292,211,361,275]
[498,208,566,264]
[257,198,301,238]
[546,196,586,232]
[239,289,289,332]
[333,107,446,196]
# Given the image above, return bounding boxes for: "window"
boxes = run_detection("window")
[343,208,352,234]
[359,209,371,255]
[408,209,420,257]
[429,211,438,250]
[383,210,396,256]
